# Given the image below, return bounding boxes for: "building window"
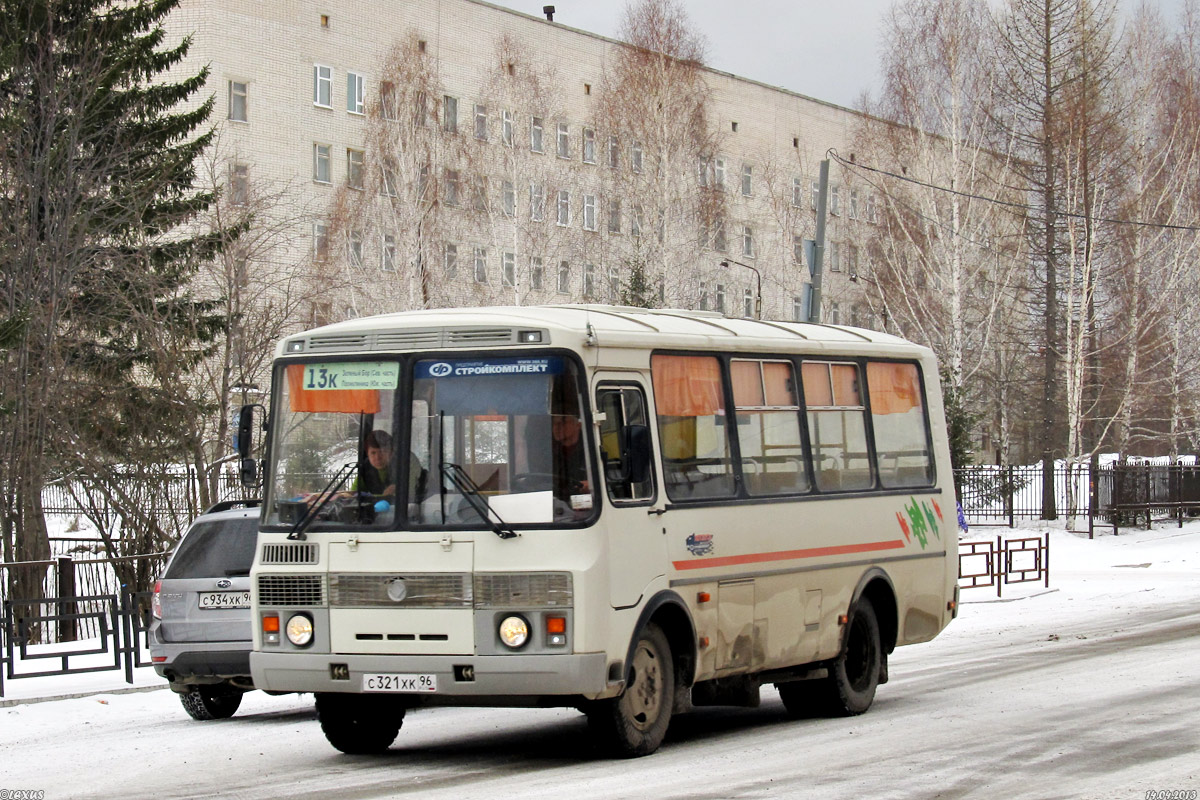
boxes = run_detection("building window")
[829,240,841,272]
[715,283,726,314]
[228,81,247,122]
[710,215,729,250]
[530,182,545,221]
[743,288,754,318]
[792,176,804,208]
[741,163,753,196]
[346,149,364,190]
[382,234,396,271]
[502,251,515,286]
[829,301,840,324]
[443,168,460,206]
[414,90,428,126]
[313,143,331,183]
[502,109,514,146]
[848,244,859,278]
[474,103,488,141]
[557,261,570,294]
[793,234,804,265]
[381,159,398,197]
[866,194,878,224]
[501,180,515,217]
[418,163,431,201]
[380,81,398,121]
[792,296,804,322]
[698,280,709,311]
[849,189,859,220]
[582,194,597,231]
[471,174,488,212]
[556,189,570,226]
[313,65,332,107]
[557,122,570,158]
[313,222,329,261]
[713,158,725,189]
[830,185,841,216]
[607,134,619,168]
[473,246,488,283]
[582,127,596,163]
[445,242,458,277]
[608,198,621,234]
[531,257,544,291]
[631,204,644,237]
[531,116,544,152]
[741,225,754,257]
[443,95,458,133]
[229,163,249,205]
[631,140,643,173]
[583,262,596,298]
[608,266,619,299]
[347,71,365,114]
[348,229,364,267]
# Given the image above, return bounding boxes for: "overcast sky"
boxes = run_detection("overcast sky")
[486,0,1191,110]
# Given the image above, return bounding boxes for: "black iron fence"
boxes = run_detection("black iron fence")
[958,533,1050,596]
[955,461,1200,536]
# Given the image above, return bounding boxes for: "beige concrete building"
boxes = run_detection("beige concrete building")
[169,0,879,327]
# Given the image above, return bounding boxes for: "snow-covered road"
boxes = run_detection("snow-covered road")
[2,526,1197,799]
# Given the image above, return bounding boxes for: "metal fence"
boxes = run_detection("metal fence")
[958,533,1050,597]
[955,461,1200,535]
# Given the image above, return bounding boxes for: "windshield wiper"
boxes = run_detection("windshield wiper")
[287,461,356,541]
[440,462,518,540]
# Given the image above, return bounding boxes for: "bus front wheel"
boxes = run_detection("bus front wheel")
[316,693,405,754]
[781,599,881,718]
[587,623,674,757]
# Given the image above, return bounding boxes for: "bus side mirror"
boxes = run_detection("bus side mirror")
[624,424,652,485]
[239,457,258,488]
[236,405,255,458]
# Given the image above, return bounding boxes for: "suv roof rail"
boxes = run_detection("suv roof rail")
[203,498,262,515]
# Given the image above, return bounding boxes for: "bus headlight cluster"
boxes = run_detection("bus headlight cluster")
[498,615,529,649]
[286,613,314,647]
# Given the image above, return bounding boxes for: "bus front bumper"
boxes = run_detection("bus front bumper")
[251,650,611,700]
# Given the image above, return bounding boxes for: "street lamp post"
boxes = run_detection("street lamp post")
[719,258,761,319]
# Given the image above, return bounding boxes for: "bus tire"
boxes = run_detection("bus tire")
[812,599,882,717]
[587,623,674,757]
[316,693,404,754]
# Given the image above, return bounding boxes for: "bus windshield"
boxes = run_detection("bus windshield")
[411,355,594,528]
[263,354,594,531]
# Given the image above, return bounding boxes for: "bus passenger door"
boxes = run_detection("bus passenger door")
[595,381,666,608]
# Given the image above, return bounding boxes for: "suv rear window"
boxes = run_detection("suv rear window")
[165,517,259,579]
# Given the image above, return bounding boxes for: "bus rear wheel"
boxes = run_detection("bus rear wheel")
[781,600,881,718]
[316,693,405,754]
[587,623,674,757]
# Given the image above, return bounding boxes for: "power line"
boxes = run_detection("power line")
[827,150,1200,233]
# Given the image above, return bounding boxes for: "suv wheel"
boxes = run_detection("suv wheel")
[180,686,244,720]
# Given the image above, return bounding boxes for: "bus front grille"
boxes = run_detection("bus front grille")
[257,574,326,606]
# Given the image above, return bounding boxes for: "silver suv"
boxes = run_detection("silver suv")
[149,500,260,720]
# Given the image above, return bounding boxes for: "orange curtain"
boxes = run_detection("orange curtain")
[286,364,382,414]
[652,355,724,417]
[730,361,763,407]
[831,364,861,406]
[763,362,795,407]
[801,362,832,406]
[866,362,921,415]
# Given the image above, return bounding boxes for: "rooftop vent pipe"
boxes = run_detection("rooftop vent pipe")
[543,5,555,21]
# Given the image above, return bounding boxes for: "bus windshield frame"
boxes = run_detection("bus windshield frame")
[261,350,598,533]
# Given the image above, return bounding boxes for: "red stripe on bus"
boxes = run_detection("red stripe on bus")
[672,539,906,571]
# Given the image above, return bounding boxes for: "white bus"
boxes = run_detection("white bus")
[246,305,959,757]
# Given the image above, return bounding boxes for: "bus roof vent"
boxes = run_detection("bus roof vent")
[446,328,516,346]
[375,330,442,349]
[307,334,369,352]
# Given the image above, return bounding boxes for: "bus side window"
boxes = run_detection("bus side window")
[596,386,656,504]
[801,361,872,492]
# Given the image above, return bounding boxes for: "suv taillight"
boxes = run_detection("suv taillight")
[151,580,162,619]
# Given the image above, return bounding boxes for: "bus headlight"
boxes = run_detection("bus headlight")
[498,615,529,649]
[286,613,314,647]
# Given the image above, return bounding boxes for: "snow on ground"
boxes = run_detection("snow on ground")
[1,522,1197,800]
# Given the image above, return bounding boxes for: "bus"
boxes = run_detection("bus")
[245,305,959,757]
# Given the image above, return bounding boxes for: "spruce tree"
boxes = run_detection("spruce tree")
[0,0,232,603]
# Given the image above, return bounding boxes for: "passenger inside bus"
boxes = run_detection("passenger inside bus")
[351,429,394,496]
